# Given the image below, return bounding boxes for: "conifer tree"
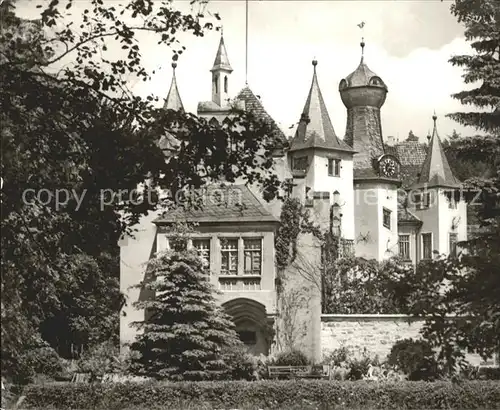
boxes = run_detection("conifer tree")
[130,226,241,381]
[448,0,500,133]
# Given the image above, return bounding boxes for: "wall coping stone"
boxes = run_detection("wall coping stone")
[321,314,459,322]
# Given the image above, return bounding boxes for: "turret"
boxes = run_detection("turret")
[339,40,389,177]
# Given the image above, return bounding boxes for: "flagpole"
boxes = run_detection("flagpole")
[245,0,248,85]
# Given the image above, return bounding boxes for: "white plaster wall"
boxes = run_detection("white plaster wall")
[311,151,355,240]
[376,184,399,260]
[353,182,398,261]
[119,209,162,349]
[437,190,468,255]
[353,184,380,260]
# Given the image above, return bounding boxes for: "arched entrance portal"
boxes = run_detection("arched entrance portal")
[222,298,273,356]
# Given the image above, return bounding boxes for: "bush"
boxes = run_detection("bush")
[220,345,257,381]
[21,380,500,409]
[273,349,309,366]
[322,347,380,380]
[11,345,65,384]
[387,338,440,381]
[76,341,131,379]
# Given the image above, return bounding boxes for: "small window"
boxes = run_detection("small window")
[448,194,457,209]
[422,233,433,260]
[243,239,262,275]
[220,238,238,275]
[328,158,341,177]
[449,233,458,258]
[192,238,210,269]
[224,75,228,93]
[213,73,218,93]
[293,156,308,172]
[399,234,410,260]
[415,192,430,210]
[237,330,256,345]
[383,208,391,229]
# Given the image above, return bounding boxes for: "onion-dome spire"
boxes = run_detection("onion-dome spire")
[415,113,460,188]
[163,62,184,111]
[290,59,354,153]
[340,39,387,92]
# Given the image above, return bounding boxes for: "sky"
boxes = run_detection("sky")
[16,0,475,143]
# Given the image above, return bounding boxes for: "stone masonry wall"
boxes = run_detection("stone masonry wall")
[321,314,491,366]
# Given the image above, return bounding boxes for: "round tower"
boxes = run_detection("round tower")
[339,39,388,175]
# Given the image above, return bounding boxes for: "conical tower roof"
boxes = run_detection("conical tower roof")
[211,35,233,73]
[163,62,184,111]
[290,60,354,153]
[414,114,460,188]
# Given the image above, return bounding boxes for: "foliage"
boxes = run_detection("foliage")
[1,0,281,376]
[21,380,500,409]
[322,347,381,381]
[387,338,440,381]
[442,130,490,183]
[76,341,135,379]
[272,349,310,367]
[322,256,413,314]
[219,345,258,381]
[130,247,242,381]
[387,253,500,374]
[275,198,321,275]
[447,0,500,133]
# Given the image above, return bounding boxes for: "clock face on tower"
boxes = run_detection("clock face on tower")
[378,155,400,178]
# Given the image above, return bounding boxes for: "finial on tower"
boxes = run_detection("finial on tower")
[432,110,437,122]
[312,58,317,72]
[357,21,366,62]
[172,62,177,69]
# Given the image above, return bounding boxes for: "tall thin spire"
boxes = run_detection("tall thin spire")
[415,113,460,188]
[211,34,233,73]
[289,59,354,153]
[164,62,184,111]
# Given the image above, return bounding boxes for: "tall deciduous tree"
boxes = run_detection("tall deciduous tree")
[393,0,500,373]
[1,0,281,373]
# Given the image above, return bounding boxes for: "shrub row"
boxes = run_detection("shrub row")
[21,379,500,410]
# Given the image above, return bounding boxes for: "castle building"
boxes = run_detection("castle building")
[120,34,467,361]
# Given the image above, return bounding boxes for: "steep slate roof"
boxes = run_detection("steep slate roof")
[159,63,183,152]
[236,86,286,143]
[154,185,278,224]
[289,60,354,153]
[413,115,460,189]
[163,62,184,111]
[211,35,233,72]
[388,139,428,188]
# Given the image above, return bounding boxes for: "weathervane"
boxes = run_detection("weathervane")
[357,21,366,58]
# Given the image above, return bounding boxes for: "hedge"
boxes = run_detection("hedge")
[19,380,500,409]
